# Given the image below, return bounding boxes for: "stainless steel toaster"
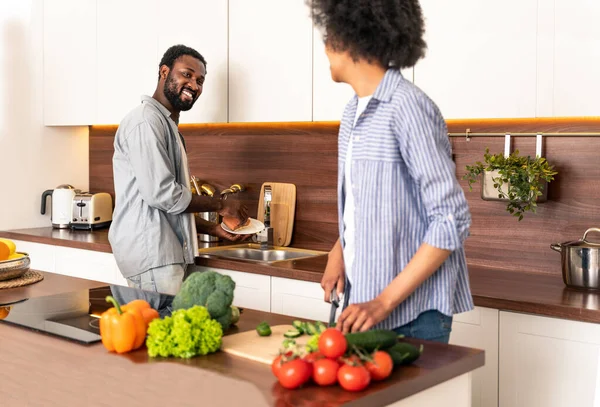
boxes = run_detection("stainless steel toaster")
[70,192,113,230]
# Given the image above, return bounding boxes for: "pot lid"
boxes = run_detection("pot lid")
[560,228,600,248]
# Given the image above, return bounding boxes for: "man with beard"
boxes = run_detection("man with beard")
[108,45,248,302]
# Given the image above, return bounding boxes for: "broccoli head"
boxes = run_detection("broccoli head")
[172,270,236,330]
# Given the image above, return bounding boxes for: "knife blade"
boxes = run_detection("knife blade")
[329,287,339,327]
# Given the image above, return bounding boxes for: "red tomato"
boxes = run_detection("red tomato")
[312,358,340,386]
[318,328,347,359]
[271,352,293,378]
[337,364,371,392]
[304,351,325,364]
[365,351,394,381]
[278,359,312,389]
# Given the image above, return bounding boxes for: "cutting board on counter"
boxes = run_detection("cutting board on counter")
[257,182,296,247]
[221,325,308,365]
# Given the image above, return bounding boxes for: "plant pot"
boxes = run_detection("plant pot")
[480,170,548,203]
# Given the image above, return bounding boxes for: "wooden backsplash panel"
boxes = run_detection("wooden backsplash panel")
[90,120,600,275]
[452,135,600,275]
[89,123,340,251]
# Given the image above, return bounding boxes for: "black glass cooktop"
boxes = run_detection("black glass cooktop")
[0,285,175,345]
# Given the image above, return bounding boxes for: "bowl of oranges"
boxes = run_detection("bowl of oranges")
[0,238,30,282]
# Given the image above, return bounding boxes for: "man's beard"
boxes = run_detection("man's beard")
[163,72,196,112]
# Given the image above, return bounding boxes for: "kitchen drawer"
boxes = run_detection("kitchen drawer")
[270,276,331,322]
[10,240,55,273]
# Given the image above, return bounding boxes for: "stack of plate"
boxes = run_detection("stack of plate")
[0,253,31,282]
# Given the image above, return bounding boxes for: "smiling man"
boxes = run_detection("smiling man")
[108,45,248,300]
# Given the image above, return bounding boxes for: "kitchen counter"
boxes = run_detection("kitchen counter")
[0,272,483,407]
[2,227,600,324]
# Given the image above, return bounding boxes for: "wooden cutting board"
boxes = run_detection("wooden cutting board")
[221,325,309,365]
[257,182,296,247]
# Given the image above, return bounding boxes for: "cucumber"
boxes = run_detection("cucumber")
[283,329,302,339]
[256,322,272,337]
[304,322,318,335]
[292,320,305,334]
[315,321,327,333]
[345,330,398,352]
[384,342,423,365]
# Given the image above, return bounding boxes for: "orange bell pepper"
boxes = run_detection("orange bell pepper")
[100,296,147,354]
[121,299,160,328]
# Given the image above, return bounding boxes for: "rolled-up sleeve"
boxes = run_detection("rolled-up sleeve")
[124,121,191,214]
[395,95,471,251]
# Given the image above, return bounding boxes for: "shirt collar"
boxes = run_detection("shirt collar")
[141,95,175,122]
[372,69,405,103]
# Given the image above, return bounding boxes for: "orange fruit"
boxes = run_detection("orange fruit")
[0,242,10,261]
[0,307,10,320]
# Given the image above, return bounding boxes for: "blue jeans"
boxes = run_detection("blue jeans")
[110,264,187,318]
[392,310,453,344]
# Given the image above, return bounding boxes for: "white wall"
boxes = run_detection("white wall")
[0,0,89,230]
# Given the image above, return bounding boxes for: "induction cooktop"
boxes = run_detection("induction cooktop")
[0,285,175,345]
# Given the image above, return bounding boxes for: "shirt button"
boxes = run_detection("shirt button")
[355,137,360,141]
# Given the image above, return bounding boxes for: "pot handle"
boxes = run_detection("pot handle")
[550,243,562,253]
[581,228,600,243]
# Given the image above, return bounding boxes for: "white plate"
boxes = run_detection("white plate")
[221,218,265,235]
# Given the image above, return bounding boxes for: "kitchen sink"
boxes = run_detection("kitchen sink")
[197,244,326,264]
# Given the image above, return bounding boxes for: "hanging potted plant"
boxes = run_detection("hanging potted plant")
[463,147,558,221]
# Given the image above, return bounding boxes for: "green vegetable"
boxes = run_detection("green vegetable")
[172,271,236,331]
[256,321,272,336]
[283,329,302,338]
[231,305,240,325]
[345,329,398,352]
[306,333,321,353]
[315,321,327,333]
[292,320,305,334]
[304,322,317,335]
[384,342,423,365]
[145,305,223,358]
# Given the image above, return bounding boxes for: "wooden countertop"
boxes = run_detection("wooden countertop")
[3,227,600,324]
[0,272,483,407]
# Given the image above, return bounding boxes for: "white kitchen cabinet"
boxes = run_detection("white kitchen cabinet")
[54,246,120,285]
[499,311,600,407]
[312,27,355,122]
[450,307,499,407]
[414,0,538,119]
[96,0,159,125]
[10,239,55,273]
[193,266,271,312]
[158,0,228,124]
[228,0,313,122]
[43,0,97,125]
[271,276,331,322]
[551,0,600,117]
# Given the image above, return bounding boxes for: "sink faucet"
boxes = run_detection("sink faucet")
[255,185,274,249]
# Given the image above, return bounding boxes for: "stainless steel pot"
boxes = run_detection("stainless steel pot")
[551,228,600,290]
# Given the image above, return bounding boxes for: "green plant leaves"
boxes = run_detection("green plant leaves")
[463,147,558,221]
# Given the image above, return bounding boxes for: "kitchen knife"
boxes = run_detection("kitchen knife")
[329,287,339,327]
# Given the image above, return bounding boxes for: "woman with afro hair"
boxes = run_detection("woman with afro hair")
[312,0,474,343]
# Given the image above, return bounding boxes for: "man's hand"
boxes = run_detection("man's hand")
[321,239,345,302]
[337,297,393,333]
[218,199,249,224]
[210,224,247,242]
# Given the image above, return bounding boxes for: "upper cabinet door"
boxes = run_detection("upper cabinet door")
[414,0,538,120]
[96,0,158,125]
[229,0,313,122]
[552,0,600,117]
[312,27,355,122]
[158,0,228,124]
[312,27,415,122]
[43,0,97,126]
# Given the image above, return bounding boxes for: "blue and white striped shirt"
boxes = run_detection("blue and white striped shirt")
[338,69,474,330]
